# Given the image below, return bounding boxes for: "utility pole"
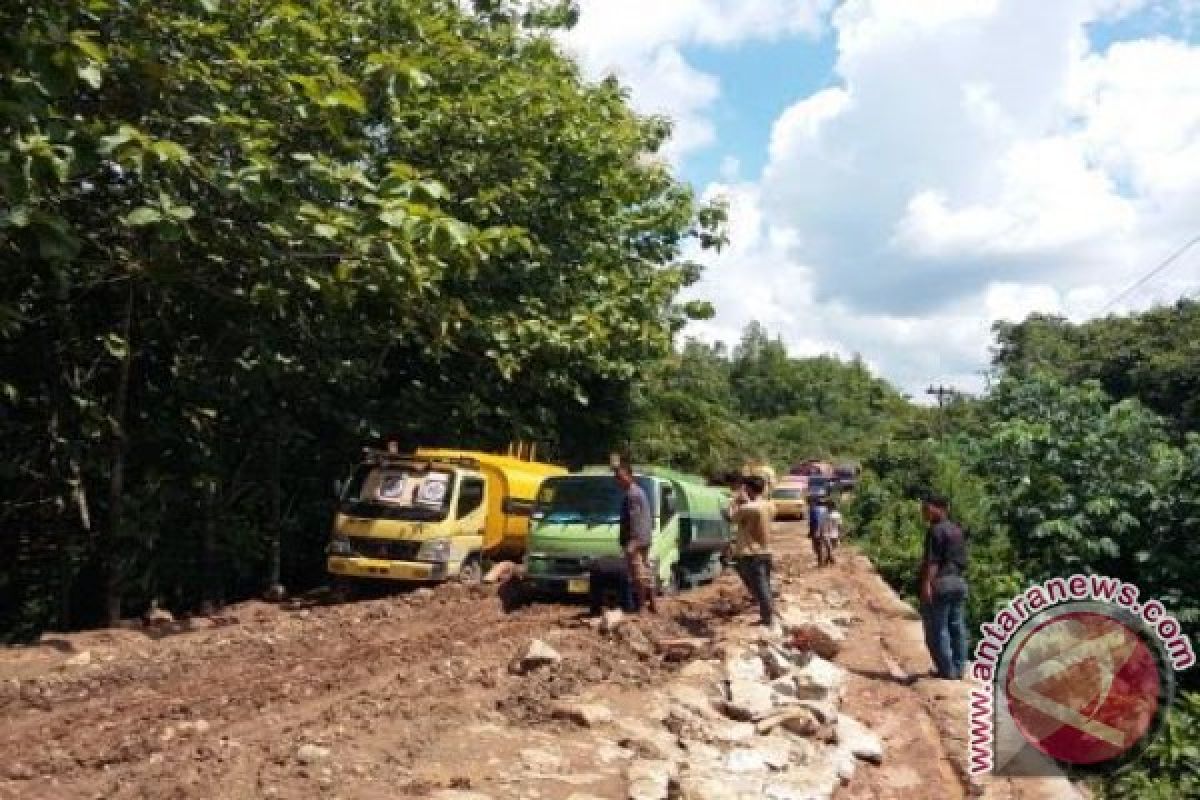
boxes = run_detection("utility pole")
[925,385,959,408]
[926,385,960,439]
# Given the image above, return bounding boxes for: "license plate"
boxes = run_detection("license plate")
[567,578,589,594]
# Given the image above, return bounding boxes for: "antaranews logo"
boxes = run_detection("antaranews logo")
[967,575,1195,778]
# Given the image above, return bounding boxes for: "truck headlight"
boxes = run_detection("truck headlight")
[328,535,353,556]
[417,538,452,562]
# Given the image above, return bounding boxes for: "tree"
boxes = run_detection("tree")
[0,0,723,637]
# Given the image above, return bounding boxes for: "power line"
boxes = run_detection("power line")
[1098,232,1200,314]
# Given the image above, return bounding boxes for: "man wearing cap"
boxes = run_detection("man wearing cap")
[919,494,969,680]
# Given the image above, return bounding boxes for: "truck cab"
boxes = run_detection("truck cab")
[326,448,564,586]
[522,466,731,598]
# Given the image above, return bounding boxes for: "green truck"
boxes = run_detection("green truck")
[522,466,733,597]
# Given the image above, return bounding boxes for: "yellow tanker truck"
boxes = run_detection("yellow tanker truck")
[326,444,565,587]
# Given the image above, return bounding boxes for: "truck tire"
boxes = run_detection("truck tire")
[330,576,355,603]
[458,554,484,585]
[657,563,684,597]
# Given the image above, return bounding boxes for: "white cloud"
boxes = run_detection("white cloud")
[682,0,1200,396]
[560,0,831,162]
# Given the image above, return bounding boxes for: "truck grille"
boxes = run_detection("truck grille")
[547,557,585,575]
[348,537,421,561]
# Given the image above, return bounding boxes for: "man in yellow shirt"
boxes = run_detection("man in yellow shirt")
[731,475,775,628]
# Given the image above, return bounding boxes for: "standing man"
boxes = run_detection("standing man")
[919,494,969,680]
[615,463,656,614]
[808,498,828,567]
[732,475,776,630]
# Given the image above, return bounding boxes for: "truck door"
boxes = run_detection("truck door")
[452,475,487,581]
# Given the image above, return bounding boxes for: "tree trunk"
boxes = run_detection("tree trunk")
[266,425,284,598]
[201,485,219,615]
[102,284,134,626]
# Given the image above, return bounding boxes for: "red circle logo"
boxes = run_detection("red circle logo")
[1004,610,1161,765]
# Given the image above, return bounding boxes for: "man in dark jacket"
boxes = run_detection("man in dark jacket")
[919,494,969,680]
[616,463,656,613]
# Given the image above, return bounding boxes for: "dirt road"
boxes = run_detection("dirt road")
[0,523,1082,799]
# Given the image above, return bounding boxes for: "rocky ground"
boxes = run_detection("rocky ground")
[0,522,1087,800]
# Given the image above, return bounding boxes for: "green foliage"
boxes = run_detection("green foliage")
[1104,691,1200,799]
[851,364,1200,798]
[1,0,722,636]
[993,299,1200,431]
[628,327,910,477]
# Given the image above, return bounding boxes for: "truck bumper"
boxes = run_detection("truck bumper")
[327,556,448,583]
[527,573,591,595]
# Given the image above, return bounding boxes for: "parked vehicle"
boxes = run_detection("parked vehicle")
[833,462,860,490]
[326,445,565,587]
[523,466,732,597]
[770,478,808,520]
[790,459,834,478]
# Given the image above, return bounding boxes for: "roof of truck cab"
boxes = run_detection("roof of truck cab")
[572,465,710,486]
[410,448,565,478]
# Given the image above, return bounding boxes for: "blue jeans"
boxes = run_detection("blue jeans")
[735,555,774,625]
[922,588,968,678]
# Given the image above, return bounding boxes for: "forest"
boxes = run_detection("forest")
[2,2,1197,795]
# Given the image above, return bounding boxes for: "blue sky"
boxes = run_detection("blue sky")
[563,0,1200,395]
[682,35,838,186]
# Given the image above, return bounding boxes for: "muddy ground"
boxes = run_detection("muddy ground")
[0,523,1083,800]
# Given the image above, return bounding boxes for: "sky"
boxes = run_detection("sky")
[556,0,1200,398]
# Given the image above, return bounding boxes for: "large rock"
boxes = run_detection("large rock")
[668,684,718,720]
[833,747,857,784]
[723,648,768,682]
[627,759,675,800]
[680,772,767,800]
[793,655,846,703]
[783,617,845,660]
[520,747,564,772]
[295,744,330,765]
[756,707,820,737]
[721,678,777,721]
[725,735,792,773]
[796,699,838,725]
[515,639,562,674]
[600,609,625,633]
[657,637,709,662]
[553,701,614,728]
[678,659,720,681]
[759,645,795,680]
[143,607,176,628]
[483,561,517,585]
[616,719,681,761]
[836,714,884,765]
[760,760,840,800]
[64,650,92,668]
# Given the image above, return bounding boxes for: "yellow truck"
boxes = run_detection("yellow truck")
[326,445,565,587]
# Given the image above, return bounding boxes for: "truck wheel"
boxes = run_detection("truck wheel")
[458,554,484,585]
[330,577,355,603]
[658,564,684,596]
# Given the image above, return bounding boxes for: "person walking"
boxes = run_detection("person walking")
[731,475,777,630]
[615,463,657,614]
[809,499,833,567]
[918,494,969,680]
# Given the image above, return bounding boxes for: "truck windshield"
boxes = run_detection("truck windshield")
[534,476,656,525]
[339,464,455,521]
